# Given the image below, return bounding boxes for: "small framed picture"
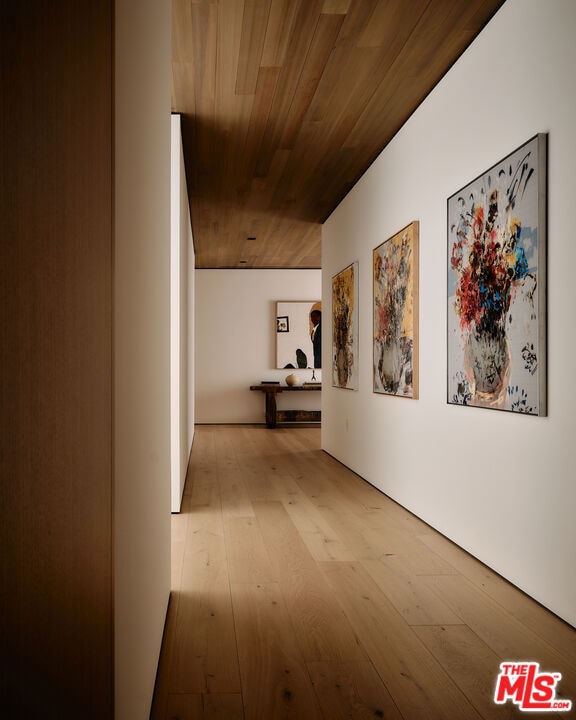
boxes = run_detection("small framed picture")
[277,316,289,333]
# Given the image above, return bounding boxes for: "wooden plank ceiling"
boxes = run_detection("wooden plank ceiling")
[172,0,505,269]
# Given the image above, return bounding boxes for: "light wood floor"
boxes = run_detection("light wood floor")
[151,425,576,720]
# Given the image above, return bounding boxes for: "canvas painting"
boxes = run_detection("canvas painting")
[332,262,359,389]
[447,133,547,414]
[276,301,322,369]
[373,221,419,398]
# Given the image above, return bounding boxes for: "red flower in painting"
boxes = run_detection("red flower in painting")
[456,266,481,326]
[451,190,529,338]
[472,205,484,240]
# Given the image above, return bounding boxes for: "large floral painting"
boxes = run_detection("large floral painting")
[332,262,358,389]
[447,134,547,414]
[373,221,419,398]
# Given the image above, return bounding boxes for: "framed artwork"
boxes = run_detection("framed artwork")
[447,133,547,414]
[373,221,419,398]
[275,301,322,369]
[332,261,359,389]
[277,316,289,332]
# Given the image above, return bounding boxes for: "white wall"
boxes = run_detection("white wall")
[187,214,195,451]
[322,0,576,627]
[114,0,171,717]
[196,270,321,423]
[171,115,195,513]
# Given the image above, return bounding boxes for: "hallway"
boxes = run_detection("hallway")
[151,426,576,719]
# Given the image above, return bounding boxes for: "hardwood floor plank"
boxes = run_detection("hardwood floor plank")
[169,589,240,696]
[170,506,241,694]
[186,461,221,509]
[224,515,276,584]
[285,426,322,451]
[253,500,367,663]
[152,426,576,719]
[421,574,576,693]
[306,660,403,720]
[294,460,460,577]
[360,556,462,626]
[290,464,349,508]
[319,561,483,719]
[218,465,255,518]
[186,427,217,478]
[227,426,267,469]
[313,497,458,577]
[246,470,283,502]
[213,427,240,471]
[165,692,203,720]
[269,471,356,562]
[157,691,245,720]
[419,531,576,665]
[231,581,323,720]
[413,625,519,720]
[202,693,244,719]
[360,521,459,575]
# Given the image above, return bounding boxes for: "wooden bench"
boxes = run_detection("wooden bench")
[250,384,321,428]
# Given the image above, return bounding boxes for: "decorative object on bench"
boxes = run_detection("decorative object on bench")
[285,373,302,387]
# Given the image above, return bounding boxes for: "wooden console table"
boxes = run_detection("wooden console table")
[250,384,321,428]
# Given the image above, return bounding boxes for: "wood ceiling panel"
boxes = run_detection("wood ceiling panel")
[189,2,217,115]
[277,13,345,149]
[322,0,352,14]
[356,0,428,49]
[172,0,506,268]
[236,0,272,95]
[253,0,326,178]
[261,0,302,66]
[244,66,281,172]
[216,0,246,117]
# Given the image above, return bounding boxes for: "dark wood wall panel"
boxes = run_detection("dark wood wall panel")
[0,3,113,717]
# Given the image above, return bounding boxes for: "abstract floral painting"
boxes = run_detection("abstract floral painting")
[447,134,547,414]
[373,221,419,398]
[332,262,358,389]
